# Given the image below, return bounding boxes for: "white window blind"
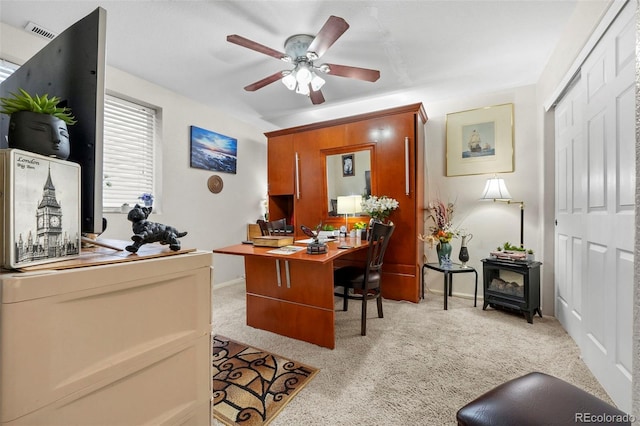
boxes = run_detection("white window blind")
[103,95,156,211]
[0,59,19,83]
[1,58,158,213]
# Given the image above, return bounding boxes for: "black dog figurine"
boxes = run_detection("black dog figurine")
[125,204,187,253]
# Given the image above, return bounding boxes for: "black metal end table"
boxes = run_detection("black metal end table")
[421,263,478,310]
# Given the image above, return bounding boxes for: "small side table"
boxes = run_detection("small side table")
[421,263,478,310]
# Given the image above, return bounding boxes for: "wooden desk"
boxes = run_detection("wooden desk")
[214,238,368,349]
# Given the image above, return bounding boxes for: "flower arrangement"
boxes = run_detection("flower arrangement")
[138,193,154,206]
[361,195,399,222]
[419,199,459,248]
[353,221,367,230]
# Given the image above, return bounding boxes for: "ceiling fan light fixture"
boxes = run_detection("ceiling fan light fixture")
[296,82,310,95]
[318,63,330,73]
[282,71,296,90]
[295,65,312,86]
[311,73,325,91]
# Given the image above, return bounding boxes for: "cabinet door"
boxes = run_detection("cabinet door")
[267,134,294,195]
[292,126,345,232]
[346,113,418,269]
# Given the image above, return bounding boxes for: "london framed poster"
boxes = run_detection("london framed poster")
[446,103,514,176]
[0,148,81,269]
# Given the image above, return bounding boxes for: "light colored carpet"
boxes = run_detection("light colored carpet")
[212,282,612,425]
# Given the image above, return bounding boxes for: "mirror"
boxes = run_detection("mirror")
[325,146,372,218]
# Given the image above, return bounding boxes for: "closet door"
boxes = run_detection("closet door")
[554,2,634,411]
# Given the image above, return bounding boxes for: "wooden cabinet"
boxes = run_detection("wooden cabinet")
[267,134,294,195]
[244,254,340,349]
[265,103,427,302]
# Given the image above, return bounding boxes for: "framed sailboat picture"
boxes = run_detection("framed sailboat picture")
[445,103,514,176]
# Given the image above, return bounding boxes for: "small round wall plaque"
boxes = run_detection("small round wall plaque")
[207,175,223,194]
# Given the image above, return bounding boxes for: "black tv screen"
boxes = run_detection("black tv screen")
[0,7,107,235]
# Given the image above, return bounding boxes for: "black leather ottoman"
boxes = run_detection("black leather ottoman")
[456,372,631,426]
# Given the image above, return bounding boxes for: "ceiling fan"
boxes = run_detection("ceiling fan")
[227,15,380,105]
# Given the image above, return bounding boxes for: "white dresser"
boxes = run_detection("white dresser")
[0,249,212,425]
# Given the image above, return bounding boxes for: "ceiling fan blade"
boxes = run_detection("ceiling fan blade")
[243,71,284,91]
[309,87,325,105]
[324,63,381,82]
[307,16,349,58]
[227,34,287,61]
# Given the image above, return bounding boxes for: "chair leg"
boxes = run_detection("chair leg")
[361,292,368,336]
[376,292,383,318]
[342,286,348,311]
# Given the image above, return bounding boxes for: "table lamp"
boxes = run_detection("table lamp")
[480,175,525,248]
[337,195,362,230]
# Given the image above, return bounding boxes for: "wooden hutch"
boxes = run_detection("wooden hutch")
[265,103,427,303]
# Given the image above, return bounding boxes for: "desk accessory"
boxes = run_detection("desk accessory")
[300,224,328,254]
[253,236,294,247]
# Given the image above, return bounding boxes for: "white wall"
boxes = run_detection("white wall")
[0,22,267,285]
[421,86,544,308]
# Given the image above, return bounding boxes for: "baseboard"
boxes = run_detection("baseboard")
[213,277,244,290]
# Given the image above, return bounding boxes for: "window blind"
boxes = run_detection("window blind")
[0,59,19,83]
[102,95,156,211]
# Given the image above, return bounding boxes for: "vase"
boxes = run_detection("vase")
[8,111,70,160]
[458,233,473,268]
[436,242,452,266]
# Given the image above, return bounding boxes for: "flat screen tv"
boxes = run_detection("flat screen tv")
[0,7,107,235]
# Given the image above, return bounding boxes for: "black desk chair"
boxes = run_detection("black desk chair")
[333,221,395,335]
[257,218,288,236]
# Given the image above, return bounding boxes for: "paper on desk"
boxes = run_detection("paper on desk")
[295,238,335,244]
[295,238,315,244]
[267,245,305,255]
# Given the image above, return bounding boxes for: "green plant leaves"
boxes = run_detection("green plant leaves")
[0,88,76,125]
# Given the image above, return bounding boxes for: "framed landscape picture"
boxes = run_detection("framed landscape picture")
[446,103,514,176]
[190,126,237,174]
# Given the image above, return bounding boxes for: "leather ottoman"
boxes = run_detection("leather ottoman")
[456,372,631,426]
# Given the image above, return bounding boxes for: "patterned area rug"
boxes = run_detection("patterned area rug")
[212,335,319,426]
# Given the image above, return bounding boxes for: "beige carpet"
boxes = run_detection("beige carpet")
[212,335,319,425]
[211,281,613,425]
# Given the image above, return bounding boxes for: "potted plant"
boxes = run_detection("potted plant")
[0,88,76,159]
[526,249,535,262]
[353,221,367,240]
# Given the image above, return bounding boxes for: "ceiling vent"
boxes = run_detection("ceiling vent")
[24,22,58,40]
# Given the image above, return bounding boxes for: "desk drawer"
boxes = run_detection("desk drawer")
[244,256,334,309]
[246,294,335,349]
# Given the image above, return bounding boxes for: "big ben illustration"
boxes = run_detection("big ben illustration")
[36,166,64,257]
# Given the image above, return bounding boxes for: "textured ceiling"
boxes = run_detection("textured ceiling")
[0,1,594,131]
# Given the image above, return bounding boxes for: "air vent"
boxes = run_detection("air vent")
[24,22,58,40]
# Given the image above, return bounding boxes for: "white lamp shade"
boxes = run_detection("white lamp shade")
[480,177,512,200]
[310,73,325,91]
[282,72,296,90]
[295,66,312,85]
[337,195,362,215]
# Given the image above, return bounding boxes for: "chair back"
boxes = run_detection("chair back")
[257,219,270,236]
[258,218,288,236]
[365,221,395,276]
